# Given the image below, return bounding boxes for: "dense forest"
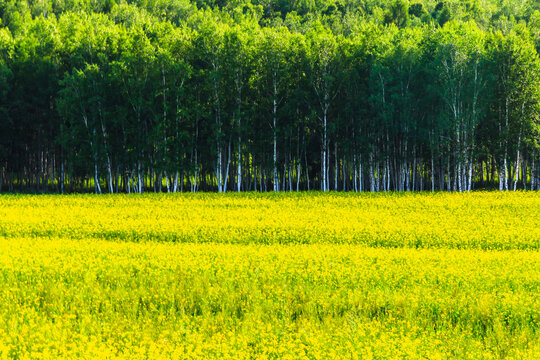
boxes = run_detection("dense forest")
[0,0,539,193]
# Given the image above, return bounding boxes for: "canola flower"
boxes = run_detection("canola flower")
[0,192,538,359]
[0,192,538,249]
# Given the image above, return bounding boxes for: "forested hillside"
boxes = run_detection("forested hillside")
[0,0,539,193]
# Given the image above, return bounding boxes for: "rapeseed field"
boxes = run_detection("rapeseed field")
[0,192,538,359]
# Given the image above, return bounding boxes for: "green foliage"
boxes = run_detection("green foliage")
[384,0,410,28]
[408,2,425,18]
[0,0,539,193]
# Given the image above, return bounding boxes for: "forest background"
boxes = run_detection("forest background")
[0,0,539,193]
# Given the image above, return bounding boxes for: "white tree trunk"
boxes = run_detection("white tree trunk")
[446,155,451,191]
[106,157,113,194]
[164,171,170,193]
[369,153,375,192]
[94,163,102,194]
[322,107,328,192]
[531,150,536,190]
[137,163,142,193]
[503,158,508,191]
[358,157,363,192]
[216,147,223,193]
[353,155,358,192]
[513,148,520,191]
[296,163,301,192]
[237,141,242,192]
[273,99,278,192]
[223,140,231,193]
[60,160,64,194]
[334,142,338,191]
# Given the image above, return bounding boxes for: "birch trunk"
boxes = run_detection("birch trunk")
[353,155,358,192]
[273,93,278,192]
[94,163,101,194]
[296,163,301,192]
[60,159,64,194]
[223,140,231,193]
[334,142,338,191]
[165,171,170,193]
[359,157,363,192]
[236,72,243,193]
[173,171,179,193]
[369,153,375,192]
[531,150,536,190]
[237,141,241,192]
[217,148,223,193]
[513,146,521,191]
[305,150,310,191]
[322,106,328,192]
[137,162,142,193]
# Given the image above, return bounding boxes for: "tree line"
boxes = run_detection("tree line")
[0,0,539,193]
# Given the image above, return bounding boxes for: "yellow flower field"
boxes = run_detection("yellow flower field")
[0,192,538,359]
[0,192,539,249]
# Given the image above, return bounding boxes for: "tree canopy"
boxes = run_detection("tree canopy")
[0,0,539,192]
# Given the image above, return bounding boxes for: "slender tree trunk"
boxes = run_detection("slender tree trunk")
[342,157,346,191]
[288,161,293,192]
[94,163,101,194]
[334,142,338,191]
[322,107,328,192]
[503,158,508,191]
[513,105,524,191]
[217,148,223,193]
[212,60,223,193]
[521,155,529,190]
[359,156,363,192]
[513,144,521,191]
[164,171,170,193]
[60,156,64,194]
[468,147,474,192]
[296,162,301,192]
[431,149,435,192]
[137,162,142,193]
[369,152,375,192]
[224,140,231,193]
[305,150,310,191]
[353,155,358,192]
[253,162,257,192]
[237,141,241,192]
[532,150,536,190]
[173,171,179,193]
[273,94,278,192]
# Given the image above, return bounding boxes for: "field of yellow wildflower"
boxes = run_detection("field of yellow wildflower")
[0,192,538,359]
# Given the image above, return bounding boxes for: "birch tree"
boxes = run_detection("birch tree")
[431,21,485,192]
[113,26,155,193]
[0,28,13,192]
[487,27,540,190]
[306,24,342,192]
[193,13,228,192]
[255,26,292,191]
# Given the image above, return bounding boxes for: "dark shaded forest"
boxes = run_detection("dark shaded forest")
[0,0,539,193]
